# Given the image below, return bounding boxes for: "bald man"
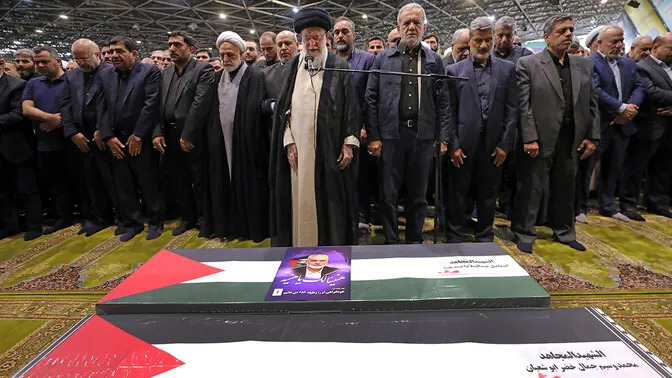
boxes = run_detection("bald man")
[254,31,279,69]
[621,33,672,220]
[444,28,470,66]
[61,39,118,236]
[263,30,299,102]
[627,35,653,62]
[583,26,644,222]
[387,28,400,48]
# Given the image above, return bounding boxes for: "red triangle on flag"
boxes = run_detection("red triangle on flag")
[98,249,222,303]
[25,315,184,377]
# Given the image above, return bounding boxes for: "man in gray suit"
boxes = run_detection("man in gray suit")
[511,15,600,254]
[152,31,215,236]
[445,17,518,243]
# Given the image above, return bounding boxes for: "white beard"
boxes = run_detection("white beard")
[224,60,242,72]
[301,43,328,69]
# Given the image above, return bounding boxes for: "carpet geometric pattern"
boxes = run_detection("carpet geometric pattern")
[0,213,670,377]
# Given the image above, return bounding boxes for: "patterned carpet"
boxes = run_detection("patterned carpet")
[0,212,671,377]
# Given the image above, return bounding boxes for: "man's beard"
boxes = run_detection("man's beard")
[335,41,350,52]
[224,60,242,72]
[305,42,328,66]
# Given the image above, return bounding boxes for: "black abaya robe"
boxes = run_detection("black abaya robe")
[269,52,360,247]
[202,66,270,242]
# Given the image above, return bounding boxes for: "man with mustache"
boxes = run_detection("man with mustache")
[269,7,359,247]
[444,28,470,66]
[444,16,518,243]
[97,36,164,242]
[61,39,118,237]
[334,16,377,238]
[586,26,644,223]
[366,3,450,245]
[201,31,270,242]
[263,30,299,107]
[511,15,600,254]
[152,31,215,236]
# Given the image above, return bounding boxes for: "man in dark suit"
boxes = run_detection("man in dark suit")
[586,26,645,221]
[261,30,299,113]
[0,59,42,241]
[152,31,214,236]
[621,33,672,220]
[366,3,451,244]
[443,28,470,67]
[511,15,600,254]
[291,254,338,280]
[61,39,118,237]
[99,36,164,242]
[445,17,517,243]
[333,16,377,236]
[493,16,533,218]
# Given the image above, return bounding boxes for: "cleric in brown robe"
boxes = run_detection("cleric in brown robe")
[201,31,270,242]
[269,7,360,247]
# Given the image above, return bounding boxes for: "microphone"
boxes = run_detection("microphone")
[304,54,317,73]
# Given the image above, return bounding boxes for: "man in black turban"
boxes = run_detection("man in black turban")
[269,7,360,246]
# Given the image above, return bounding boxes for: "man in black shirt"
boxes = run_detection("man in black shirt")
[365,3,450,244]
[99,36,164,242]
[511,15,600,254]
[152,31,214,236]
[62,38,118,237]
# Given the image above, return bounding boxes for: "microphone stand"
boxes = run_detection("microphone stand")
[307,63,467,244]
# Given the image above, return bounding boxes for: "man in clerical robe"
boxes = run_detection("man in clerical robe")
[270,7,360,247]
[201,31,269,242]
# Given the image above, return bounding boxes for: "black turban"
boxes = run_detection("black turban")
[293,7,332,34]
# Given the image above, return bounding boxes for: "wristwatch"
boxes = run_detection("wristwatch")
[131,135,142,142]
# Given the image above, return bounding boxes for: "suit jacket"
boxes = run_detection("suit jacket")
[61,62,114,140]
[443,54,455,67]
[635,56,672,140]
[517,50,600,158]
[291,266,338,279]
[588,53,645,135]
[153,59,215,149]
[98,62,161,141]
[347,48,375,126]
[365,45,451,141]
[0,74,34,163]
[261,61,289,115]
[446,56,518,157]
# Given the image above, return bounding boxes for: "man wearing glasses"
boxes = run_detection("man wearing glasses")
[61,39,118,237]
[269,7,360,247]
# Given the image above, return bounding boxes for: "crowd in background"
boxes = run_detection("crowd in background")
[0,3,670,254]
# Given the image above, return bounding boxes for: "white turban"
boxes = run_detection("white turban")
[216,31,245,52]
[585,26,604,48]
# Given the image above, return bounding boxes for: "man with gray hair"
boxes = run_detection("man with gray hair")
[263,30,299,105]
[493,16,533,217]
[494,16,532,64]
[61,38,118,237]
[201,31,269,241]
[627,35,653,62]
[14,49,38,81]
[444,28,470,66]
[270,7,360,246]
[366,2,450,244]
[21,46,71,235]
[584,25,644,223]
[511,15,600,254]
[444,16,518,242]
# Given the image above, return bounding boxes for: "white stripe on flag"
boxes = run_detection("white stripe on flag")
[183,255,528,284]
[154,340,661,377]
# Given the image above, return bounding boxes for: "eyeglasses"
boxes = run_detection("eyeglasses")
[301,31,327,44]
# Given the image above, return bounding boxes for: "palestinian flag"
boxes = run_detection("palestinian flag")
[96,243,550,314]
[19,308,672,377]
